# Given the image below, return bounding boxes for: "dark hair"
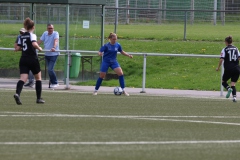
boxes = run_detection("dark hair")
[47,23,53,27]
[108,32,117,39]
[24,17,34,30]
[225,36,233,44]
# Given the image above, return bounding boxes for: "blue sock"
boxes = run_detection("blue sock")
[119,75,125,89]
[95,77,103,90]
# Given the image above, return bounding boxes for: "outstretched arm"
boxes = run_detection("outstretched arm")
[121,50,133,58]
[51,38,59,51]
[98,51,103,56]
[37,40,43,45]
[14,45,22,52]
[32,42,42,51]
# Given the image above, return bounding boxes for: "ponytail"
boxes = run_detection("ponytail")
[225,35,233,44]
[108,32,117,39]
[24,17,34,31]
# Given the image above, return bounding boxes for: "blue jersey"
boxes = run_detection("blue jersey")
[100,42,122,62]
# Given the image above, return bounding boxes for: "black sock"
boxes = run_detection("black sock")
[231,86,236,97]
[222,82,230,90]
[16,80,24,96]
[35,80,42,99]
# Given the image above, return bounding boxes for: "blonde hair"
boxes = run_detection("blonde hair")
[24,17,34,31]
[108,32,117,39]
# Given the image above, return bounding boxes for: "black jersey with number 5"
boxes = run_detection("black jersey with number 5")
[17,32,38,58]
[220,45,240,70]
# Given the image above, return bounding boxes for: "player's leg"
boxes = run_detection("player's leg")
[222,71,232,98]
[93,61,108,95]
[14,58,29,105]
[231,82,237,102]
[113,63,129,96]
[32,59,45,104]
[230,69,239,102]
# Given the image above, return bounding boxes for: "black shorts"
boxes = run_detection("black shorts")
[19,56,41,75]
[222,67,240,82]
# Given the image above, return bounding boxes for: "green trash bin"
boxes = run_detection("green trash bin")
[64,53,81,78]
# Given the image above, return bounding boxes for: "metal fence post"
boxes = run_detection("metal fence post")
[184,11,187,40]
[65,51,71,89]
[220,62,224,96]
[213,0,217,25]
[114,0,118,33]
[140,54,147,93]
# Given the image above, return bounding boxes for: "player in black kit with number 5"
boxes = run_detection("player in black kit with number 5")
[14,18,45,105]
[216,36,240,102]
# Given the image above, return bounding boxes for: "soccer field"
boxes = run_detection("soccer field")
[1,89,240,160]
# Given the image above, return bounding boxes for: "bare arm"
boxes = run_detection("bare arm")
[14,43,18,50]
[98,51,103,56]
[50,38,58,51]
[32,42,42,51]
[14,44,22,52]
[121,50,133,58]
[37,40,43,45]
[216,59,224,71]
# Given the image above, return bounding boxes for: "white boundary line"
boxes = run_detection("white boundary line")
[1,112,240,126]
[2,111,240,119]
[1,140,240,145]
[131,117,240,126]
[0,88,227,99]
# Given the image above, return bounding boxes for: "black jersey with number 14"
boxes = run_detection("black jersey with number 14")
[220,45,240,70]
[17,32,38,58]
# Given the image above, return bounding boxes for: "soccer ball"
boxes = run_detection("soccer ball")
[114,87,123,95]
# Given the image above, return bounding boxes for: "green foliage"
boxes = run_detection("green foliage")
[1,23,240,90]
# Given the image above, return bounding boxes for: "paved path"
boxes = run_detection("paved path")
[0,78,229,99]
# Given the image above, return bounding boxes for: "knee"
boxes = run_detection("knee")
[99,72,106,79]
[48,68,53,72]
[20,78,27,83]
[118,73,123,76]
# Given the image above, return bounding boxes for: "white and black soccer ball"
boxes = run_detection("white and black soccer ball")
[114,87,123,95]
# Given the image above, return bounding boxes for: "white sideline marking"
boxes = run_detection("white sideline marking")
[131,117,240,126]
[2,112,240,119]
[2,112,240,126]
[1,140,240,145]
[0,88,228,99]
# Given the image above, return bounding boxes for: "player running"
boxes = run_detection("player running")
[216,36,240,102]
[14,17,44,105]
[93,32,133,96]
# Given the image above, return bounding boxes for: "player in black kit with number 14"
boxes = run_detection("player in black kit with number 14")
[216,36,240,102]
[14,18,45,105]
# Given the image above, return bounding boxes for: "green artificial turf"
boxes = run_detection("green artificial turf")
[0,90,240,160]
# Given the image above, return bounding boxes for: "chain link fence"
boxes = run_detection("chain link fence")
[105,0,240,25]
[0,1,240,25]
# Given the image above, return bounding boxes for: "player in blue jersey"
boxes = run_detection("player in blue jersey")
[93,32,133,96]
[216,36,240,102]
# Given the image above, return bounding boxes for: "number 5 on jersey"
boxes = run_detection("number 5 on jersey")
[22,39,27,51]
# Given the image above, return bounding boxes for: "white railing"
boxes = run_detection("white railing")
[0,48,224,96]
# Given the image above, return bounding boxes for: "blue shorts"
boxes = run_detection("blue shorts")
[100,61,120,72]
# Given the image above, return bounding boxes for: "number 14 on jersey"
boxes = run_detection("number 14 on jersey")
[228,50,237,61]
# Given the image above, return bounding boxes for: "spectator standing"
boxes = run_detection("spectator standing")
[38,24,60,88]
